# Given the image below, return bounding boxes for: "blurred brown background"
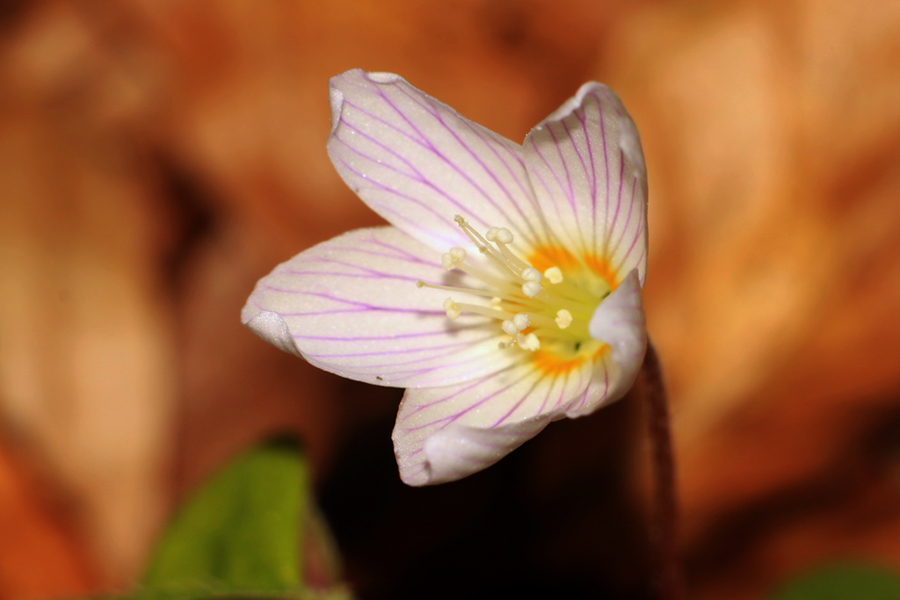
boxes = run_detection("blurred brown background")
[1,0,900,598]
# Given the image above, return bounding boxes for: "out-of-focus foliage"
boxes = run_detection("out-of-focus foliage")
[138,442,349,600]
[771,563,900,600]
[144,443,307,592]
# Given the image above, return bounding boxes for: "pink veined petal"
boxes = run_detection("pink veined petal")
[241,226,520,389]
[578,269,648,416]
[523,83,648,285]
[392,352,599,486]
[327,69,548,257]
[401,416,552,487]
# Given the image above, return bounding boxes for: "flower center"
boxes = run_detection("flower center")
[416,216,615,361]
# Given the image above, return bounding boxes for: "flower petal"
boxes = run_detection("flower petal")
[241,226,520,388]
[399,416,552,486]
[523,83,648,284]
[327,69,546,255]
[581,268,647,415]
[392,355,599,485]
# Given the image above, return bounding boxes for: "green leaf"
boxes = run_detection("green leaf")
[771,562,900,600]
[143,441,310,593]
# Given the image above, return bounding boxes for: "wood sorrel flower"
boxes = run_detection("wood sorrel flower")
[242,70,648,486]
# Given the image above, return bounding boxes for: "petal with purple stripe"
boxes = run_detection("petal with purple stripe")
[523,83,648,284]
[327,69,546,256]
[392,353,599,486]
[241,226,520,388]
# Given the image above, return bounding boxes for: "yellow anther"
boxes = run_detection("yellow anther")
[555,309,573,329]
[518,333,541,351]
[443,298,461,320]
[441,247,467,270]
[441,253,455,270]
[544,266,563,284]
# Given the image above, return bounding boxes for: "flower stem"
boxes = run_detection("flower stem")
[643,340,683,600]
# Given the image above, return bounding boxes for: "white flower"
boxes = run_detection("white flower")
[242,69,648,486]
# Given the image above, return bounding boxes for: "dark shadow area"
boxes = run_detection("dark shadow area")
[318,390,652,600]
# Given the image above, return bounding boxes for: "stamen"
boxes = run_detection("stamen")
[455,215,492,250]
[527,326,584,342]
[522,281,542,298]
[494,240,530,271]
[443,298,460,320]
[522,267,542,283]
[518,333,540,351]
[495,228,514,244]
[456,302,514,321]
[433,216,609,359]
[512,313,530,331]
[544,266,563,284]
[441,247,467,270]
[418,280,515,301]
[501,320,519,336]
[455,216,524,280]
[501,313,531,336]
[452,262,524,297]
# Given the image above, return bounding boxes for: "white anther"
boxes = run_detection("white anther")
[521,267,543,283]
[522,281,542,298]
[416,280,426,288]
[512,313,530,331]
[441,253,455,270]
[501,320,519,336]
[443,298,460,320]
[518,333,540,351]
[450,247,466,261]
[544,266,563,284]
[485,227,499,242]
[555,309,573,329]
[495,228,514,244]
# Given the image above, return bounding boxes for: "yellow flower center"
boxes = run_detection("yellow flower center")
[416,216,616,374]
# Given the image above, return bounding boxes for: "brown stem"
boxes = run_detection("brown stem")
[643,339,683,600]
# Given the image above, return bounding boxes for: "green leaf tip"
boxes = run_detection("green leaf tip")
[143,441,311,593]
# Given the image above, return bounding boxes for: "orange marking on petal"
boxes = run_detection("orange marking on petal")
[584,254,618,289]
[531,351,586,376]
[528,246,578,273]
